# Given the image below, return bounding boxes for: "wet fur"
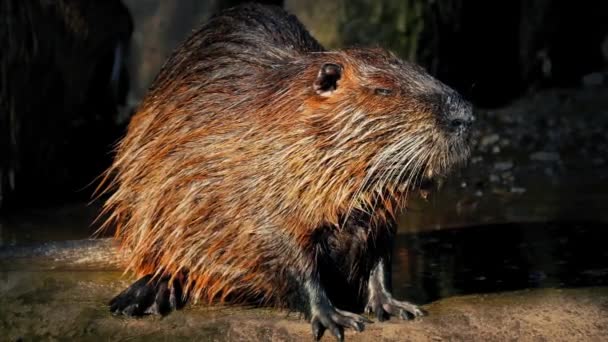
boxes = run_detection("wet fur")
[101,4,471,313]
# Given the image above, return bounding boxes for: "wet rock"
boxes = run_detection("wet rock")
[480,134,500,148]
[491,187,510,195]
[456,197,479,215]
[494,161,514,171]
[582,72,606,88]
[501,172,514,182]
[530,151,561,162]
[4,263,606,341]
[510,187,527,194]
[471,156,483,164]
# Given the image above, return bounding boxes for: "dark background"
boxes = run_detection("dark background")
[1,0,607,212]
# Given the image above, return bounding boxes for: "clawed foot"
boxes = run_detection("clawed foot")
[366,259,425,322]
[109,274,186,316]
[311,303,371,341]
[365,290,424,321]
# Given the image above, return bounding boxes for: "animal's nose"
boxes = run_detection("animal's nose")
[448,116,473,133]
[445,97,474,134]
[449,118,467,130]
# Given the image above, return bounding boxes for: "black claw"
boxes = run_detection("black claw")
[154,280,172,315]
[109,275,155,315]
[329,325,344,342]
[312,318,326,341]
[169,284,178,310]
[361,315,373,324]
[366,284,422,322]
[109,274,185,317]
[122,304,140,316]
[367,260,425,323]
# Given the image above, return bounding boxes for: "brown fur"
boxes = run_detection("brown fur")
[101,4,471,309]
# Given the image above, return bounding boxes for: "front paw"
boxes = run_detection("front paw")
[365,292,424,322]
[109,274,185,316]
[311,302,371,341]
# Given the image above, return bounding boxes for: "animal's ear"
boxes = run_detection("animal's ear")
[313,63,342,97]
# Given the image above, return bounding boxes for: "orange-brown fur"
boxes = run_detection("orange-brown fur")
[101,4,470,309]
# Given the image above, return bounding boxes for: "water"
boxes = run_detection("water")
[392,221,608,304]
[0,202,101,247]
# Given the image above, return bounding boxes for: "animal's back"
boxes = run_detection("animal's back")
[149,4,324,96]
[104,4,324,306]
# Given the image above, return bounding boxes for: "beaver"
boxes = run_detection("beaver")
[102,3,473,341]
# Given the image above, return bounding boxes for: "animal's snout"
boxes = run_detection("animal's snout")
[444,95,474,135]
[448,118,469,131]
[447,115,473,134]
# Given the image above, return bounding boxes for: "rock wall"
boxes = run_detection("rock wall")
[0,0,133,210]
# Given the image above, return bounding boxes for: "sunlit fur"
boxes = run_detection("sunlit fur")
[99,4,471,307]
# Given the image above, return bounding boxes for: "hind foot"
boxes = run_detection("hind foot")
[305,278,371,341]
[109,274,186,316]
[311,303,371,341]
[365,290,424,321]
[366,259,424,321]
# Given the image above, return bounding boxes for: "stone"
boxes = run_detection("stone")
[530,151,561,162]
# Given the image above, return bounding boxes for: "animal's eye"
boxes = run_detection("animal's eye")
[374,88,393,96]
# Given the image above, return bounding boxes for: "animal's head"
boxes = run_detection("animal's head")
[295,48,473,217]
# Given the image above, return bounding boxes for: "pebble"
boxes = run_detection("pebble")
[480,134,500,147]
[582,72,605,87]
[494,161,514,171]
[510,186,527,194]
[530,151,561,162]
[471,156,483,164]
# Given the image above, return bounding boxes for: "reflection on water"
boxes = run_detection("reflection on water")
[393,221,608,304]
[0,203,101,247]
